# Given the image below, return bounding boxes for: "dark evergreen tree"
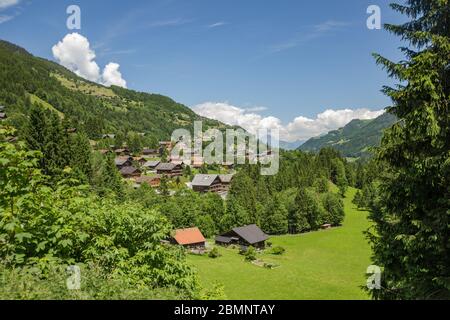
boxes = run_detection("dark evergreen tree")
[368,0,450,300]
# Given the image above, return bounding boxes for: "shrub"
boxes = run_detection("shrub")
[208,248,221,259]
[271,246,286,255]
[244,246,257,261]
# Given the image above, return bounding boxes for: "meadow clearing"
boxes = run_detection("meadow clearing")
[188,188,372,300]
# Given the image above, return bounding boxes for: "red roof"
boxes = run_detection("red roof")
[173,227,206,245]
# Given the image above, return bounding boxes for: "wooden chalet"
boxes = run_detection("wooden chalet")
[192,156,204,169]
[171,227,206,249]
[191,174,223,193]
[119,166,141,178]
[143,160,160,171]
[191,174,234,194]
[156,163,183,177]
[143,148,159,156]
[115,156,133,169]
[134,175,161,188]
[215,224,269,249]
[218,174,234,191]
[115,148,130,155]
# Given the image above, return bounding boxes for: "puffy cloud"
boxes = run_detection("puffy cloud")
[52,33,127,88]
[52,33,101,82]
[102,63,127,88]
[192,102,384,142]
[0,0,20,10]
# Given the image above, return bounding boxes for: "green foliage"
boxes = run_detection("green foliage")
[368,0,450,300]
[208,247,221,259]
[0,135,199,298]
[0,263,190,300]
[243,246,257,262]
[199,282,227,300]
[321,193,345,226]
[271,246,286,255]
[0,40,231,144]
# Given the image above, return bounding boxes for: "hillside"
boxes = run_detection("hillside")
[299,113,397,158]
[0,39,232,140]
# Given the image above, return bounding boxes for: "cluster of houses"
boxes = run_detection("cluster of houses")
[171,224,269,251]
[104,140,235,195]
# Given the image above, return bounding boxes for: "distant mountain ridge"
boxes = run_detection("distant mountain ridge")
[298,112,397,158]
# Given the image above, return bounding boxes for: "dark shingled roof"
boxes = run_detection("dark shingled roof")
[115,157,132,166]
[192,174,220,187]
[120,166,140,175]
[215,236,232,244]
[143,160,160,168]
[232,224,269,245]
[219,174,234,184]
[156,163,179,171]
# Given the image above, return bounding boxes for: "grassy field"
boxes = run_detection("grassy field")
[187,187,372,300]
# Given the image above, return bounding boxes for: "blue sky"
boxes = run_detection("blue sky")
[0,0,405,141]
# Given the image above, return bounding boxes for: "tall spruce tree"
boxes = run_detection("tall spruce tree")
[368,0,450,299]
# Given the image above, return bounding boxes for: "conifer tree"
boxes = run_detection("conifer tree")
[369,0,450,300]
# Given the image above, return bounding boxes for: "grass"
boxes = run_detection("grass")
[29,94,64,118]
[187,187,372,300]
[51,73,118,99]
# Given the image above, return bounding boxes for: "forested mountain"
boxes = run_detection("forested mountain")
[298,113,397,158]
[0,39,232,141]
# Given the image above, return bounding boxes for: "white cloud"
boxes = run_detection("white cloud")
[52,33,127,88]
[270,20,350,53]
[102,63,127,88]
[0,0,19,10]
[192,102,384,142]
[208,21,227,28]
[0,14,13,23]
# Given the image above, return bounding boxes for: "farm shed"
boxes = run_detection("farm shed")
[216,224,269,249]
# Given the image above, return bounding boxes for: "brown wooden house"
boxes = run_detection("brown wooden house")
[219,174,234,191]
[115,148,130,156]
[215,224,269,249]
[156,163,183,177]
[119,166,141,178]
[143,148,159,156]
[135,175,161,188]
[171,227,206,249]
[115,156,133,169]
[191,174,223,193]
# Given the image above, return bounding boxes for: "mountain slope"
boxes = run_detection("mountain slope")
[299,113,397,158]
[0,39,233,140]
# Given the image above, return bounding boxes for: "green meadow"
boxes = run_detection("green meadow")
[188,188,372,300]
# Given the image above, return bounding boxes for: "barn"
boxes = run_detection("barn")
[215,224,269,249]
